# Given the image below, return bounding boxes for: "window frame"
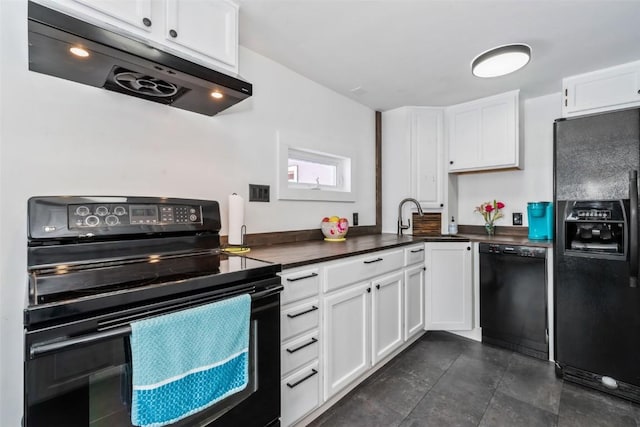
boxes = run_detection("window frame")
[277,134,355,202]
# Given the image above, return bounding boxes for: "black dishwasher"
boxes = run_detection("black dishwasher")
[480,243,548,360]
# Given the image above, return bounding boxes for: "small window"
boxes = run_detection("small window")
[277,136,354,202]
[287,148,341,188]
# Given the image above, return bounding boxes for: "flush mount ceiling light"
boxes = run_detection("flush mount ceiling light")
[471,43,531,78]
[210,91,223,99]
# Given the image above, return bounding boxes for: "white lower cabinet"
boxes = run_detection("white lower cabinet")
[404,263,425,339]
[281,361,321,427]
[281,242,471,425]
[425,242,473,330]
[280,267,322,427]
[323,282,371,399]
[372,271,404,364]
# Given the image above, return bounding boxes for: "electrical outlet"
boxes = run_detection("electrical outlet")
[249,184,270,202]
[352,212,359,226]
[513,212,523,226]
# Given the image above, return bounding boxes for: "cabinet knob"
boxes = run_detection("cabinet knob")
[367,287,371,293]
[142,17,152,27]
[440,203,444,207]
[467,247,471,251]
[169,29,178,38]
[449,161,454,165]
[423,266,426,271]
[376,284,380,290]
[638,89,640,95]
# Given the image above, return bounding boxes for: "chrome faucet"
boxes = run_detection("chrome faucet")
[397,198,424,235]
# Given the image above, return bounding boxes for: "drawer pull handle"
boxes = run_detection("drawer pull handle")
[286,305,318,318]
[286,369,318,388]
[363,258,383,264]
[286,337,318,354]
[410,248,424,253]
[286,272,318,282]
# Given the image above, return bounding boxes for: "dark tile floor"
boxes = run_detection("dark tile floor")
[308,332,640,427]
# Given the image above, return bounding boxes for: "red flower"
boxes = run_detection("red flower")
[496,202,505,209]
[485,205,494,213]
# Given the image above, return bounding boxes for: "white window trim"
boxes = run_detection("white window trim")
[277,132,356,202]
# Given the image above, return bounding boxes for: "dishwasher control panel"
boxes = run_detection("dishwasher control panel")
[480,243,547,258]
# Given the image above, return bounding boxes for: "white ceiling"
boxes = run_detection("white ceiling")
[237,0,640,111]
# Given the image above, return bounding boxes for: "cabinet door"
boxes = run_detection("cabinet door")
[371,271,404,364]
[413,108,444,209]
[381,107,412,233]
[164,0,238,69]
[447,107,480,171]
[425,242,472,330]
[404,264,425,340]
[60,0,153,32]
[447,91,519,172]
[563,60,640,117]
[324,283,371,399]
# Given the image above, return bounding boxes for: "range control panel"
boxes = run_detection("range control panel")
[69,203,203,228]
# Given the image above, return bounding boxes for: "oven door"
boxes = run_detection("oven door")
[24,281,282,427]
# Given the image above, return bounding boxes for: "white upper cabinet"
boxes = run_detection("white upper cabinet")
[446,90,521,173]
[163,0,238,69]
[70,0,152,31]
[382,106,445,232]
[41,0,239,73]
[562,60,640,117]
[414,108,445,208]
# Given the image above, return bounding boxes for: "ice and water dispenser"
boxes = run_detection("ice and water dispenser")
[561,200,626,258]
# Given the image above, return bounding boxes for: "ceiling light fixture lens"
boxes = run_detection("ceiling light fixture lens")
[210,91,223,99]
[471,43,531,78]
[69,46,90,58]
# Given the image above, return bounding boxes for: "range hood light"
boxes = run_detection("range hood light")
[69,46,90,58]
[471,43,531,78]
[210,91,223,99]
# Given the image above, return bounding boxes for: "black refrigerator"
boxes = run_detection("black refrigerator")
[554,107,640,403]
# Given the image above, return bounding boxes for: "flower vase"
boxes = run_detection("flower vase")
[485,223,495,236]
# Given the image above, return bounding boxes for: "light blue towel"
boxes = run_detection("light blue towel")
[129,293,251,427]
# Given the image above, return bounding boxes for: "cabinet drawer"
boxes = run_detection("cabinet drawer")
[281,362,320,427]
[281,299,320,341]
[325,249,403,293]
[404,245,425,266]
[282,331,319,377]
[280,268,320,305]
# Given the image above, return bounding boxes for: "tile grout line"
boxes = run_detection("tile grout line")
[475,351,516,426]
[395,339,459,425]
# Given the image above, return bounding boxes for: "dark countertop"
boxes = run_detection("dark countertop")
[246,233,469,269]
[245,232,552,270]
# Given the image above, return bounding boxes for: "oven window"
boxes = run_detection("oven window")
[26,338,131,427]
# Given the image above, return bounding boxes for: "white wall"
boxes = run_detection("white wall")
[456,93,561,227]
[0,2,375,424]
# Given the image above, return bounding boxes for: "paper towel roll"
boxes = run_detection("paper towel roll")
[228,193,245,245]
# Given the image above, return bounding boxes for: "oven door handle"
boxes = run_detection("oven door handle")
[30,325,131,359]
[29,284,284,359]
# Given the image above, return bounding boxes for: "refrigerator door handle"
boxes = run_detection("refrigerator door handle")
[629,170,638,288]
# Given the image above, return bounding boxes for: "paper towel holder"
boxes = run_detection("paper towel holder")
[223,224,249,253]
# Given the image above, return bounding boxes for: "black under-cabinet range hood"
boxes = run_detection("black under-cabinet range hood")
[27,1,252,116]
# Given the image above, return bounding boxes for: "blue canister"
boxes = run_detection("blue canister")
[527,202,553,240]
